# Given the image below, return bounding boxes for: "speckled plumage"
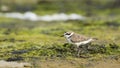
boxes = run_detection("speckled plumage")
[70,33,90,43]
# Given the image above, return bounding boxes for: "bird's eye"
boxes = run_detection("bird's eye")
[66,33,70,35]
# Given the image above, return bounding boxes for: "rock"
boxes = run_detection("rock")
[0,60,32,68]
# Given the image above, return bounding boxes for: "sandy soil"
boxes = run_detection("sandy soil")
[31,58,120,68]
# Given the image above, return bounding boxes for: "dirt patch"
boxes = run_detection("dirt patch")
[30,58,86,68]
[87,59,120,68]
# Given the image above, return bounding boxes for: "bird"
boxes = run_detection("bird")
[62,31,97,57]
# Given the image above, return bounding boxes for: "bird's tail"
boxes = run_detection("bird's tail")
[91,38,98,41]
[92,38,98,40]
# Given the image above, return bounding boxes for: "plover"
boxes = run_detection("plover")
[62,31,97,57]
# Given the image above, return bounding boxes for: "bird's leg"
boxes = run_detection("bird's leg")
[77,48,81,57]
[83,44,89,53]
[76,45,82,57]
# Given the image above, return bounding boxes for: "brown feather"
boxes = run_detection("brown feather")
[70,33,90,43]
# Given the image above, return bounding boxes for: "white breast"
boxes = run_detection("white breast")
[64,36,72,44]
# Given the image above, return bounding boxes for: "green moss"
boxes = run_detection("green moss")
[0,15,120,61]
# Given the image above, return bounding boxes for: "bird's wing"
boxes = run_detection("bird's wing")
[70,34,89,43]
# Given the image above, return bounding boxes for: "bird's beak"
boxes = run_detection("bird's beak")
[60,35,64,37]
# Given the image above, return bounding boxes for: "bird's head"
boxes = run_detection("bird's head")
[61,31,74,38]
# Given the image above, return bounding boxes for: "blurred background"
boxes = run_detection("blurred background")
[0,0,120,68]
[0,0,120,21]
[0,0,120,14]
